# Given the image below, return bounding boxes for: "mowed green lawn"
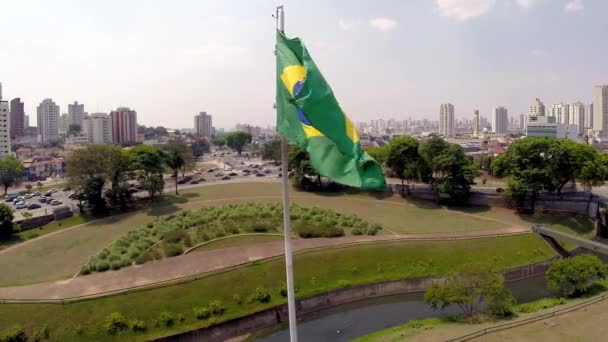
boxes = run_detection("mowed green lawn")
[0,235,553,342]
[189,234,285,253]
[0,183,512,286]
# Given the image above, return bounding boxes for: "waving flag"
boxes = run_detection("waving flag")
[275,31,385,189]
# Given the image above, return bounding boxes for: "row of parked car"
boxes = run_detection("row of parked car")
[5,188,66,210]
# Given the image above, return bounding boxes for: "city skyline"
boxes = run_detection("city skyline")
[1,1,607,129]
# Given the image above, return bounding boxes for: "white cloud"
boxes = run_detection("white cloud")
[531,48,546,56]
[564,0,584,12]
[212,15,237,25]
[514,0,538,9]
[368,17,399,32]
[436,0,496,21]
[338,18,359,31]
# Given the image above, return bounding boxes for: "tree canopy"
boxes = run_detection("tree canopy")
[225,131,252,155]
[0,203,15,240]
[386,137,420,189]
[424,263,515,317]
[0,156,24,195]
[163,139,194,194]
[261,139,282,162]
[493,137,607,211]
[419,135,475,204]
[191,139,210,158]
[130,145,167,201]
[546,254,608,296]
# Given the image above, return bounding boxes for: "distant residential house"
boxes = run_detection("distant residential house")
[15,147,34,160]
[23,157,65,181]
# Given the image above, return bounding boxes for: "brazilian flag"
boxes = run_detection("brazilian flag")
[276,31,386,190]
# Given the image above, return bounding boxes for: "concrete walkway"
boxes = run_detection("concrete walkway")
[0,226,529,300]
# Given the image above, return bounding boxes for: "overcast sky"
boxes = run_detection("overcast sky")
[0,0,606,130]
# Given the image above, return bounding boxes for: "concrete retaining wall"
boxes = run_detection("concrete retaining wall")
[150,259,553,342]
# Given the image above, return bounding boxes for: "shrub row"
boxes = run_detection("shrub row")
[84,203,383,274]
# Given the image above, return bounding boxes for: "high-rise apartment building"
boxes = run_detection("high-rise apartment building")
[59,113,69,134]
[472,110,480,137]
[24,115,29,129]
[529,98,545,119]
[194,112,213,137]
[82,113,113,144]
[569,102,585,135]
[550,103,570,124]
[586,103,594,129]
[68,101,86,128]
[9,98,24,138]
[37,98,60,143]
[439,103,454,137]
[0,100,11,156]
[593,85,608,138]
[110,107,137,145]
[492,106,509,134]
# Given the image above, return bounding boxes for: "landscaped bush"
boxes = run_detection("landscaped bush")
[1,325,27,342]
[194,307,211,320]
[232,294,242,305]
[162,243,183,257]
[253,287,271,303]
[31,324,50,342]
[84,202,383,273]
[294,222,345,238]
[104,312,128,335]
[209,300,225,315]
[158,312,174,327]
[130,319,147,332]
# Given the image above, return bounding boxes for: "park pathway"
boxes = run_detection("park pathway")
[0,225,529,301]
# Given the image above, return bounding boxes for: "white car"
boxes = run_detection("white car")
[16,202,27,209]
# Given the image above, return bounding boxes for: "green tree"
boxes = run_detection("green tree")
[546,254,608,296]
[0,156,24,195]
[0,203,15,240]
[225,131,252,155]
[364,146,388,165]
[66,145,131,213]
[213,136,226,148]
[386,137,419,193]
[130,145,167,201]
[419,135,474,204]
[424,263,515,317]
[191,139,210,158]
[494,137,606,211]
[261,139,282,162]
[288,145,321,189]
[163,139,192,195]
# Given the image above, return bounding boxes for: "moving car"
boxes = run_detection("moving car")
[221,176,231,180]
[214,172,224,177]
[228,172,238,177]
[27,203,41,210]
[255,173,265,177]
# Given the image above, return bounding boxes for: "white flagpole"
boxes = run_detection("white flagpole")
[276,5,299,342]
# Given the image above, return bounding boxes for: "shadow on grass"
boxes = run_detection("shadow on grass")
[180,192,201,199]
[446,205,493,215]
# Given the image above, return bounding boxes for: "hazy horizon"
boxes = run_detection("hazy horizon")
[1,0,606,130]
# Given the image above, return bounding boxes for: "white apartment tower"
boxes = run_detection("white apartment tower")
[439,103,454,137]
[550,103,570,124]
[586,103,594,129]
[569,102,585,136]
[82,113,113,144]
[194,112,213,138]
[68,101,86,128]
[472,109,480,137]
[528,98,546,119]
[0,101,11,156]
[492,106,509,134]
[37,98,60,143]
[593,85,608,138]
